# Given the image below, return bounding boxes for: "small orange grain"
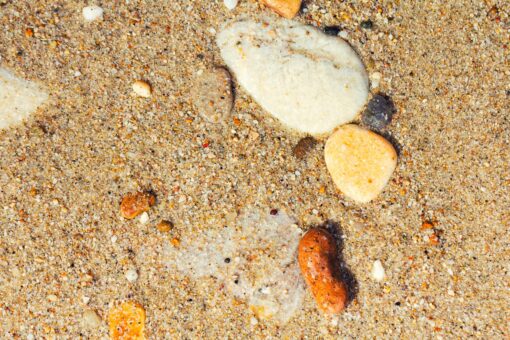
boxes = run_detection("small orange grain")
[25,28,34,38]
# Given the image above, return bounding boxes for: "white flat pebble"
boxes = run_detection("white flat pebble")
[0,68,48,130]
[223,0,238,10]
[139,211,149,224]
[132,80,152,97]
[217,18,368,135]
[125,269,139,282]
[82,6,104,21]
[325,124,397,203]
[372,260,386,282]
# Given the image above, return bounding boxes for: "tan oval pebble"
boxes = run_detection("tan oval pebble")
[262,0,302,19]
[132,80,151,97]
[324,124,397,203]
[192,67,233,123]
[82,309,102,328]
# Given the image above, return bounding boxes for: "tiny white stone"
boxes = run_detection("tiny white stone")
[139,212,149,224]
[82,296,91,304]
[250,317,258,325]
[27,335,35,340]
[370,72,382,89]
[125,269,139,282]
[372,260,385,282]
[82,6,104,22]
[132,80,152,97]
[111,235,118,243]
[339,30,349,39]
[223,0,238,10]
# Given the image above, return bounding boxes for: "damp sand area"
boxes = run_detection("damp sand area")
[0,1,509,339]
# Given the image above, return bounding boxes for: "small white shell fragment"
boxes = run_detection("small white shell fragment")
[132,80,152,97]
[217,18,368,135]
[139,212,149,224]
[82,6,104,21]
[125,269,139,282]
[372,260,386,282]
[0,68,48,130]
[223,0,238,10]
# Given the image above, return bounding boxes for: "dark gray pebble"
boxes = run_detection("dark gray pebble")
[362,94,396,130]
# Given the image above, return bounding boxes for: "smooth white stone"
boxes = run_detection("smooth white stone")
[217,18,368,135]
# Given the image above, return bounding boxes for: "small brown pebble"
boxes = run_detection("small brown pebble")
[120,191,156,219]
[156,220,174,233]
[293,136,317,159]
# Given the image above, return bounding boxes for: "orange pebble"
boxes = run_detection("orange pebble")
[108,301,146,340]
[120,192,156,219]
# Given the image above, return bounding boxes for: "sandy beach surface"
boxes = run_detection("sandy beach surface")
[0,0,509,338]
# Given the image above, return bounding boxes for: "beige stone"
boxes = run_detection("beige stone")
[82,309,102,328]
[132,80,151,97]
[262,0,302,19]
[324,124,397,203]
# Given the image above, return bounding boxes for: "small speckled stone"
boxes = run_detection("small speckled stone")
[82,309,102,328]
[325,124,397,203]
[360,20,373,29]
[192,67,233,123]
[362,94,395,130]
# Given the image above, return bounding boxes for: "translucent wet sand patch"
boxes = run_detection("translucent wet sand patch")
[0,67,48,130]
[163,210,305,323]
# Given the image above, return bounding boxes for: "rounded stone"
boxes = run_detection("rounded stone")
[324,124,397,203]
[362,94,395,130]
